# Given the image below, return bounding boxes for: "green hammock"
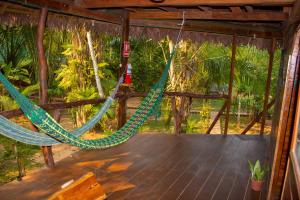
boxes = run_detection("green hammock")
[0,51,174,149]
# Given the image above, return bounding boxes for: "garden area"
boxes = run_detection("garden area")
[0,25,280,185]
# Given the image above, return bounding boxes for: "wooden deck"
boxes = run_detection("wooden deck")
[0,134,269,200]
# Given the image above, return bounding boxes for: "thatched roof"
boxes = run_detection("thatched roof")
[0,3,280,50]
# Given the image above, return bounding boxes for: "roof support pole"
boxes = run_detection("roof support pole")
[37,7,55,168]
[224,34,237,135]
[260,38,276,135]
[117,11,129,128]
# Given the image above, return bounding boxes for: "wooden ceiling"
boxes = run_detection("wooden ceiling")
[74,0,293,22]
[2,0,299,39]
[76,0,294,8]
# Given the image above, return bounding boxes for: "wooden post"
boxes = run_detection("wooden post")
[241,99,275,134]
[224,35,237,135]
[206,102,227,134]
[118,11,129,128]
[37,7,55,168]
[260,38,276,135]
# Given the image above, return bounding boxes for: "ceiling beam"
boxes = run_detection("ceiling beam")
[8,0,121,24]
[230,7,242,12]
[130,11,288,21]
[76,0,294,8]
[130,19,282,39]
[283,0,300,48]
[198,6,212,11]
[245,6,254,12]
[159,7,178,12]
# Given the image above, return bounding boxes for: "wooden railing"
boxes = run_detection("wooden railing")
[0,91,274,135]
[0,92,227,118]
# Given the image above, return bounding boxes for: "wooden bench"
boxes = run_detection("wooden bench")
[48,172,106,200]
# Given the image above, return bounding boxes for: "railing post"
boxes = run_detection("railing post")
[224,35,237,135]
[241,99,275,134]
[260,38,276,135]
[37,7,55,168]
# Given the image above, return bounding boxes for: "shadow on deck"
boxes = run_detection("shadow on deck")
[0,134,269,200]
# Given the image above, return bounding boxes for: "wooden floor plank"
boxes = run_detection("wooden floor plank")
[195,137,243,200]
[211,170,238,200]
[0,134,268,200]
[159,136,225,200]
[227,136,267,200]
[108,136,182,199]
[178,137,233,200]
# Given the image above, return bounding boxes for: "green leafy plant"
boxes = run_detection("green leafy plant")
[248,160,267,181]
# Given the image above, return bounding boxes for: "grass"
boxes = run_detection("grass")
[0,135,42,185]
[138,99,271,135]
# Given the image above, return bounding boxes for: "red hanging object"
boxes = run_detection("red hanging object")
[124,63,132,85]
[123,41,130,57]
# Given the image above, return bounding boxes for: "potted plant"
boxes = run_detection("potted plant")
[248,160,267,191]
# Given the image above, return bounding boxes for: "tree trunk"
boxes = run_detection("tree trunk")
[86,31,105,98]
[168,40,175,90]
[172,96,187,134]
[237,95,241,129]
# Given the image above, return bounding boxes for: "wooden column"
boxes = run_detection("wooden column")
[224,35,237,135]
[260,38,276,135]
[117,11,129,128]
[37,7,55,168]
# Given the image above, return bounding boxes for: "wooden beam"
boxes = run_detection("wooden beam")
[37,7,55,169]
[77,0,295,8]
[0,2,8,14]
[10,0,120,24]
[0,92,227,119]
[130,10,288,21]
[118,11,129,129]
[230,6,242,12]
[260,38,276,135]
[126,92,228,99]
[287,0,300,24]
[130,19,282,39]
[0,98,107,119]
[283,6,292,15]
[245,5,254,12]
[267,29,300,199]
[241,99,275,134]
[283,0,300,48]
[206,102,227,134]
[159,7,178,12]
[125,7,137,12]
[197,6,212,11]
[224,35,237,135]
